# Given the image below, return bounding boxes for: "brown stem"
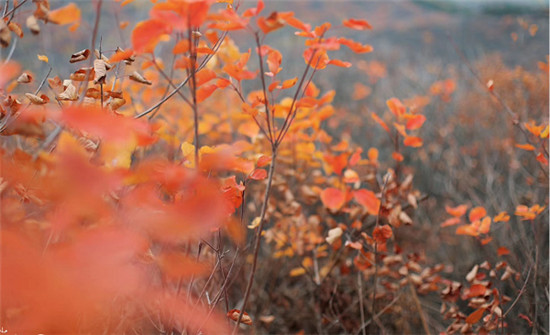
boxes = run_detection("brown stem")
[232,147,277,334]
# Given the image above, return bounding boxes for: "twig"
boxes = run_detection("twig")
[135,30,228,119]
[358,271,367,335]
[408,276,431,335]
[232,148,277,333]
[503,263,533,318]
[356,293,401,334]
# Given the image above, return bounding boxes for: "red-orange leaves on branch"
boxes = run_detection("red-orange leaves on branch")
[354,189,380,215]
[342,18,372,30]
[321,188,346,212]
[373,225,392,244]
[387,97,406,117]
[338,37,373,54]
[469,206,487,223]
[132,19,171,54]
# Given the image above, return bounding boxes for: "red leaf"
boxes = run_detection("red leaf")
[249,169,267,180]
[320,188,346,212]
[465,308,485,324]
[342,18,372,30]
[132,19,171,53]
[405,114,426,130]
[354,189,380,215]
[227,309,253,325]
[467,284,487,298]
[497,246,510,256]
[403,136,423,147]
[371,112,390,133]
[469,206,487,223]
[372,225,392,244]
[445,204,468,217]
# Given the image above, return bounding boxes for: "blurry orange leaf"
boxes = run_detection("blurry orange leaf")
[281,77,297,89]
[328,59,351,68]
[132,19,171,53]
[373,225,392,244]
[456,225,479,237]
[497,246,510,256]
[494,211,510,222]
[109,49,134,63]
[469,207,487,223]
[37,54,49,63]
[371,112,389,133]
[48,3,81,25]
[440,217,461,227]
[321,188,346,212]
[354,189,380,215]
[465,308,485,324]
[515,143,535,151]
[405,114,426,130]
[519,314,534,327]
[249,169,267,180]
[392,152,404,162]
[289,267,306,277]
[403,136,423,147]
[446,204,468,217]
[227,309,252,325]
[467,284,487,298]
[342,18,372,30]
[387,98,406,117]
[196,84,217,103]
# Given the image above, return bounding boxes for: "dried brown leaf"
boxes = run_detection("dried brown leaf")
[70,49,90,63]
[129,71,152,85]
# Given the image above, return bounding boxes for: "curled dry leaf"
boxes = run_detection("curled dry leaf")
[70,49,90,63]
[25,93,49,105]
[227,309,253,325]
[94,50,113,70]
[85,88,102,99]
[26,15,40,35]
[93,59,107,84]
[109,98,126,110]
[71,68,94,81]
[129,71,152,85]
[326,227,343,245]
[0,20,11,47]
[8,22,24,38]
[58,81,78,101]
[17,73,33,84]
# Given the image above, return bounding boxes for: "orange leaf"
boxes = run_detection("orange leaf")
[465,308,485,324]
[48,3,81,25]
[467,284,487,298]
[354,189,380,215]
[497,246,510,256]
[392,152,404,162]
[249,169,267,180]
[328,59,351,68]
[227,309,253,325]
[515,143,535,151]
[196,84,217,103]
[109,49,135,63]
[132,19,171,53]
[172,40,190,54]
[371,112,390,133]
[494,211,510,222]
[342,18,372,30]
[440,217,461,227]
[469,206,487,223]
[445,204,468,217]
[403,136,423,147]
[386,97,406,117]
[281,77,297,89]
[373,225,392,244]
[405,114,426,130]
[320,188,346,212]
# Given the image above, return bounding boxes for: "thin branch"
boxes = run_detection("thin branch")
[232,148,277,333]
[135,30,228,119]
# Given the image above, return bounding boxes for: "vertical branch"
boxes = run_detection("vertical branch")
[254,32,274,143]
[188,27,200,169]
[232,147,277,334]
[357,271,367,335]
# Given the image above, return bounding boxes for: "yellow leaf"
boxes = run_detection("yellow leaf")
[247,216,261,229]
[289,267,306,277]
[37,54,49,63]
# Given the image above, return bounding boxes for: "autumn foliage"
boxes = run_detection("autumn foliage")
[0,0,548,334]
